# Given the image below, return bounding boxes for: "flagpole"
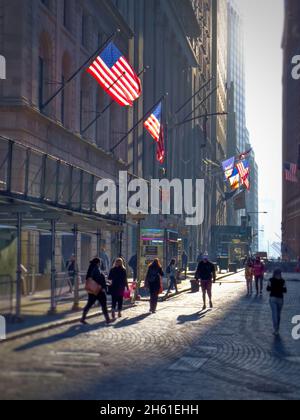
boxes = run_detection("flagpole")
[176,111,228,127]
[175,77,213,115]
[110,93,167,153]
[40,30,120,111]
[81,66,149,136]
[181,86,219,123]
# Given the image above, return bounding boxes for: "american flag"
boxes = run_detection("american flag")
[144,103,165,164]
[284,162,298,183]
[236,160,250,190]
[87,42,141,107]
[144,103,162,142]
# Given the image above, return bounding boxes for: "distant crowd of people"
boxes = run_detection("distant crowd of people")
[69,249,288,337]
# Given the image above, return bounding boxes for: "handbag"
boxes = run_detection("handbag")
[85,277,102,296]
[123,289,131,300]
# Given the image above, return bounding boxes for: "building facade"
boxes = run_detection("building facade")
[227,0,246,153]
[211,0,228,234]
[0,0,215,310]
[0,0,134,304]
[245,137,259,253]
[226,0,259,252]
[282,0,300,259]
[113,0,213,260]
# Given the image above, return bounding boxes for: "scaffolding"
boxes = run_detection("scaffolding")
[0,135,125,318]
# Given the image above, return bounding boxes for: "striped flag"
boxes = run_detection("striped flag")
[144,102,165,164]
[236,160,250,190]
[284,162,298,183]
[87,42,141,107]
[144,103,162,142]
[229,168,240,191]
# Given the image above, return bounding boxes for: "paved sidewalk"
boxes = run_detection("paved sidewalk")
[2,271,241,340]
[0,272,299,400]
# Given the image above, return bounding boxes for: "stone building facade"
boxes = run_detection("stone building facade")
[0,0,134,286]
[0,0,223,296]
[112,0,213,259]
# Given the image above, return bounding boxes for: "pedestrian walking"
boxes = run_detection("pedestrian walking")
[108,258,129,320]
[166,258,178,296]
[66,255,77,294]
[253,256,265,296]
[181,251,188,279]
[267,269,287,336]
[80,258,111,325]
[144,259,164,314]
[128,254,137,282]
[195,255,216,311]
[245,258,254,295]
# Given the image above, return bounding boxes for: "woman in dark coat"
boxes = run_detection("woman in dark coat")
[108,258,129,319]
[81,258,111,325]
[267,269,287,336]
[145,258,164,314]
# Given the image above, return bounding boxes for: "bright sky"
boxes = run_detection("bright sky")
[236,0,284,256]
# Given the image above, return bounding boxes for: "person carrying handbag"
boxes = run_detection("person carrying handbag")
[108,258,129,320]
[80,258,111,325]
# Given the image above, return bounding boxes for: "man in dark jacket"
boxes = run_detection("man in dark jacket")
[129,254,137,282]
[195,255,216,311]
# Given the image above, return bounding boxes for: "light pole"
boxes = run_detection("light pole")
[248,212,268,215]
[247,213,268,254]
[129,214,146,304]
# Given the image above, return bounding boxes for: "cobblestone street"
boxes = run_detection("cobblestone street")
[0,273,300,400]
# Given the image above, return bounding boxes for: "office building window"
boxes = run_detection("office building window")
[38,57,44,110]
[63,0,71,31]
[81,13,89,48]
[39,32,52,114]
[61,52,72,128]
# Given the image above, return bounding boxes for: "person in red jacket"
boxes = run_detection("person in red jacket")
[253,257,265,296]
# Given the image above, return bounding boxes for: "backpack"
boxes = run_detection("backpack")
[147,268,160,283]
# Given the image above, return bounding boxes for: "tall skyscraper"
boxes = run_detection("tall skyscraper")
[245,133,259,253]
[227,0,259,249]
[227,0,246,153]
